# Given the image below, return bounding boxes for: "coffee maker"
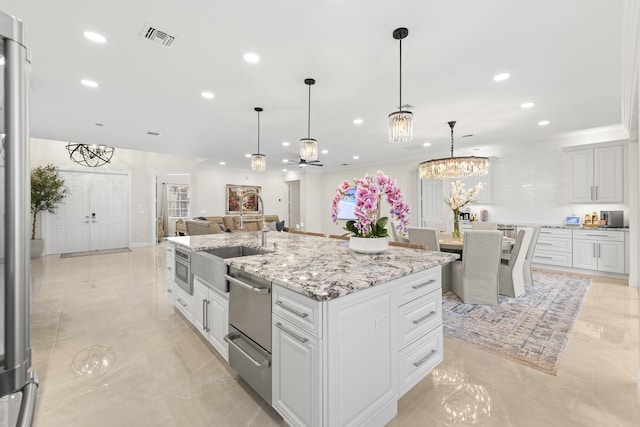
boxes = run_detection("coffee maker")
[599,210,623,228]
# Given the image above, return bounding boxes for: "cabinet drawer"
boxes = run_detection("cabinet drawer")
[535,237,572,253]
[166,243,176,259]
[399,325,443,397]
[397,266,441,306]
[399,290,442,350]
[272,285,323,339]
[174,287,193,321]
[538,228,572,239]
[533,250,572,267]
[573,229,625,242]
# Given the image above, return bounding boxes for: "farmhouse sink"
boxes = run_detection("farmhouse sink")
[191,246,266,292]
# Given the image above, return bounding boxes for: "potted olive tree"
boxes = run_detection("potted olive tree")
[31,164,69,257]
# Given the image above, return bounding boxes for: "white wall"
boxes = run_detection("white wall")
[31,138,201,246]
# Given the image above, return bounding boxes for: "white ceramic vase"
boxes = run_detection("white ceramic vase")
[349,236,389,254]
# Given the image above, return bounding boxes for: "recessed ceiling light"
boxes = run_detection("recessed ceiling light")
[423,142,431,147]
[493,72,510,82]
[81,79,98,88]
[245,153,251,158]
[282,159,289,163]
[83,31,106,43]
[282,169,288,172]
[353,118,363,125]
[281,141,290,147]
[353,155,359,160]
[243,52,260,63]
[201,91,215,99]
[321,149,328,154]
[219,161,226,166]
[538,120,550,126]
[521,102,535,109]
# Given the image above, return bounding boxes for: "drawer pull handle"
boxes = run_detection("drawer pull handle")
[411,279,436,290]
[587,234,609,238]
[225,274,270,295]
[413,311,436,325]
[413,349,437,368]
[177,298,188,307]
[224,333,270,369]
[275,300,309,318]
[167,288,173,293]
[275,322,309,343]
[535,256,553,260]
[536,242,552,245]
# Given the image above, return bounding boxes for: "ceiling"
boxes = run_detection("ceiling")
[0,0,625,171]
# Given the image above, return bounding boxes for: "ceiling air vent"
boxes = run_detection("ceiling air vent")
[140,24,176,47]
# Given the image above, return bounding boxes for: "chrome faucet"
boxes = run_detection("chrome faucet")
[238,191,269,247]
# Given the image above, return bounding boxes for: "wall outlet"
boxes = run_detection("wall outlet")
[375,313,389,329]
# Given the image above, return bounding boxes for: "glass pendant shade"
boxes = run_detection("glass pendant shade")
[388,110,413,143]
[300,138,318,161]
[251,153,266,171]
[419,120,489,180]
[419,156,489,180]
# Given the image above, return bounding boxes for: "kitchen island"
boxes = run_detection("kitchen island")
[166,232,457,427]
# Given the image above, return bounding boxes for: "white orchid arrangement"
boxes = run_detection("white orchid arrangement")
[444,180,484,212]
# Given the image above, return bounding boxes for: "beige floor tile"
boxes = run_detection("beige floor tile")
[26,244,640,426]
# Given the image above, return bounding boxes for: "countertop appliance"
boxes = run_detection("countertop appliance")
[1,11,39,425]
[600,210,623,228]
[174,246,193,295]
[225,267,272,404]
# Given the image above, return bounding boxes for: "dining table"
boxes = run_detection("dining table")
[438,231,516,252]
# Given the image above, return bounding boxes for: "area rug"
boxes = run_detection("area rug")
[442,269,592,375]
[60,248,131,258]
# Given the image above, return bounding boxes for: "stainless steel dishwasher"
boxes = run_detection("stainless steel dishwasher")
[224,267,272,404]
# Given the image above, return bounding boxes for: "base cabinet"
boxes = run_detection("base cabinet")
[573,230,625,274]
[271,266,443,427]
[192,276,229,361]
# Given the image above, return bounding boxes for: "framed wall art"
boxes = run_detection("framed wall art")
[226,184,262,214]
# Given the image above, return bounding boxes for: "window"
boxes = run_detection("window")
[167,184,190,218]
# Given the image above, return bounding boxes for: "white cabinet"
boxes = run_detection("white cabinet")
[568,145,623,203]
[533,228,573,268]
[174,286,194,322]
[573,230,625,274]
[165,243,176,303]
[193,276,229,360]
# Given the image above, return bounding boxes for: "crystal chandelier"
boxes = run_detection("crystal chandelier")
[66,143,115,167]
[251,107,266,171]
[300,78,318,161]
[419,121,489,180]
[388,27,413,143]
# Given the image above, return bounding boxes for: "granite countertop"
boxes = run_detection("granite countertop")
[167,232,458,301]
[496,223,629,231]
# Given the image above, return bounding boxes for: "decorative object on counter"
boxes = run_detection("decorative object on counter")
[480,209,488,222]
[66,142,115,167]
[226,184,261,214]
[299,78,318,161]
[418,121,489,180]
[331,171,410,254]
[250,107,266,171]
[31,164,70,257]
[444,179,484,238]
[388,27,413,143]
[443,269,591,375]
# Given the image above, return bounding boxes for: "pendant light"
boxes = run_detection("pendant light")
[388,27,413,143]
[251,107,266,171]
[419,121,489,179]
[300,78,318,161]
[66,143,115,167]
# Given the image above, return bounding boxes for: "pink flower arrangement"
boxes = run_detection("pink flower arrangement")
[331,171,410,238]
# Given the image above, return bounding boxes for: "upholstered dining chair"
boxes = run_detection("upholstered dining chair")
[471,221,497,230]
[408,227,440,251]
[522,226,540,287]
[451,230,503,305]
[388,241,427,250]
[422,220,447,232]
[498,228,533,298]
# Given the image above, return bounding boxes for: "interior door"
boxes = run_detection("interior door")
[46,171,129,254]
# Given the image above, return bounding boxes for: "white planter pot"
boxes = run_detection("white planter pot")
[349,236,389,254]
[31,239,44,258]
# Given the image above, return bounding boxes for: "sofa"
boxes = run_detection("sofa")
[179,215,283,236]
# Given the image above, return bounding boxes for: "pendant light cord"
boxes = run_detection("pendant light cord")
[257,109,260,153]
[449,121,456,158]
[307,83,311,138]
[399,37,403,112]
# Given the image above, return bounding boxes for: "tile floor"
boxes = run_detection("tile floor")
[27,244,640,426]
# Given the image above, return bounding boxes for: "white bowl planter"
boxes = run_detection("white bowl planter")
[349,236,389,254]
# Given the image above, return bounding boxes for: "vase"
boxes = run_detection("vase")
[452,209,461,238]
[349,236,389,254]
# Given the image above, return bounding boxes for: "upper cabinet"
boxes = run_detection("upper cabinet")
[568,145,623,203]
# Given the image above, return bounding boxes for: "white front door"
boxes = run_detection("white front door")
[46,171,129,254]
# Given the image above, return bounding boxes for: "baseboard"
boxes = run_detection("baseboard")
[532,264,629,281]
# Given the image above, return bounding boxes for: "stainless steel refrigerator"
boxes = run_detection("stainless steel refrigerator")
[0,10,38,427]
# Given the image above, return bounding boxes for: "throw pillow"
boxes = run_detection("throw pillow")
[268,221,277,231]
[217,223,226,233]
[195,216,207,221]
[276,220,285,232]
